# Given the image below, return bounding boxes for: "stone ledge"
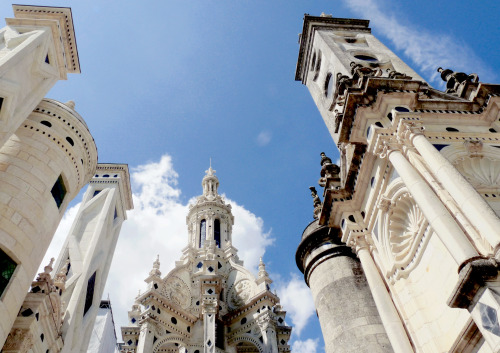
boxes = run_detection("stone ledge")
[448,258,498,309]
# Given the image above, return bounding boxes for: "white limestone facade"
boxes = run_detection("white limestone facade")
[2,259,68,353]
[0,5,87,347]
[120,167,291,353]
[295,14,500,353]
[53,164,133,353]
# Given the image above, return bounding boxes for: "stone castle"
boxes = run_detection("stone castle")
[0,5,500,353]
[119,167,291,352]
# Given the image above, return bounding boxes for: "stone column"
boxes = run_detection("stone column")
[380,141,478,265]
[202,299,217,353]
[355,237,414,353]
[403,123,500,250]
[136,320,155,353]
[258,313,278,353]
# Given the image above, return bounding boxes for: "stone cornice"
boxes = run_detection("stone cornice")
[11,5,80,74]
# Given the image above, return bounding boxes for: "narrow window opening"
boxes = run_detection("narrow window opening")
[93,190,101,197]
[66,137,74,146]
[40,120,52,127]
[199,220,206,248]
[0,97,4,111]
[375,122,383,128]
[446,127,459,132]
[216,319,225,349]
[45,54,50,64]
[51,175,67,208]
[83,271,96,316]
[214,219,221,248]
[0,248,16,296]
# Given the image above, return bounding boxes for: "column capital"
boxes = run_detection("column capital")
[374,136,402,159]
[352,235,373,255]
[377,196,393,213]
[397,120,425,145]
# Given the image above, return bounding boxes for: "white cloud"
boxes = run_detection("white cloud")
[292,338,320,353]
[256,130,272,146]
[275,273,316,336]
[43,154,276,341]
[343,0,495,84]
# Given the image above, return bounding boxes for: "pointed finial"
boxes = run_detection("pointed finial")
[149,255,161,277]
[44,258,55,274]
[65,100,76,110]
[258,257,269,279]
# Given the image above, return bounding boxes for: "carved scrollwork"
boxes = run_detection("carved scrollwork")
[397,121,424,145]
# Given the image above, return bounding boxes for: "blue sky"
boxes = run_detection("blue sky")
[2,0,499,351]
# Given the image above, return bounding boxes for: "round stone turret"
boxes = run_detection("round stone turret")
[186,166,234,250]
[0,98,97,346]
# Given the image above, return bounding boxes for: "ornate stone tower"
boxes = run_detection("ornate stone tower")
[295,13,500,353]
[53,164,133,353]
[120,167,291,353]
[0,6,90,347]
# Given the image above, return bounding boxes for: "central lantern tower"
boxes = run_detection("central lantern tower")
[120,167,291,353]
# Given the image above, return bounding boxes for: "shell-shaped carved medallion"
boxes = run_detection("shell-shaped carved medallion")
[454,156,500,188]
[380,188,430,282]
[162,277,191,309]
[228,279,252,309]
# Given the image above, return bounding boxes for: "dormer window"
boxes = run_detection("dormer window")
[214,219,221,248]
[200,220,206,248]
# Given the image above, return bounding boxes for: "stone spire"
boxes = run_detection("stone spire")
[202,164,220,200]
[257,257,273,288]
[149,255,161,277]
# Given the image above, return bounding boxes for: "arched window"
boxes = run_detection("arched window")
[214,219,221,248]
[200,220,206,248]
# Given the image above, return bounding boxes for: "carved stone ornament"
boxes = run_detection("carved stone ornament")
[309,186,322,220]
[162,277,191,309]
[464,140,483,157]
[228,279,252,309]
[437,67,479,95]
[333,73,354,106]
[386,69,412,80]
[454,156,500,189]
[397,121,424,145]
[350,61,382,83]
[375,138,401,159]
[377,196,392,213]
[380,188,430,281]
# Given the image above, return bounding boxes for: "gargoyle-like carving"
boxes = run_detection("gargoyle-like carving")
[437,67,479,95]
[320,152,332,166]
[464,140,483,157]
[318,152,341,194]
[333,73,353,106]
[387,69,412,80]
[309,186,322,220]
[350,62,383,83]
